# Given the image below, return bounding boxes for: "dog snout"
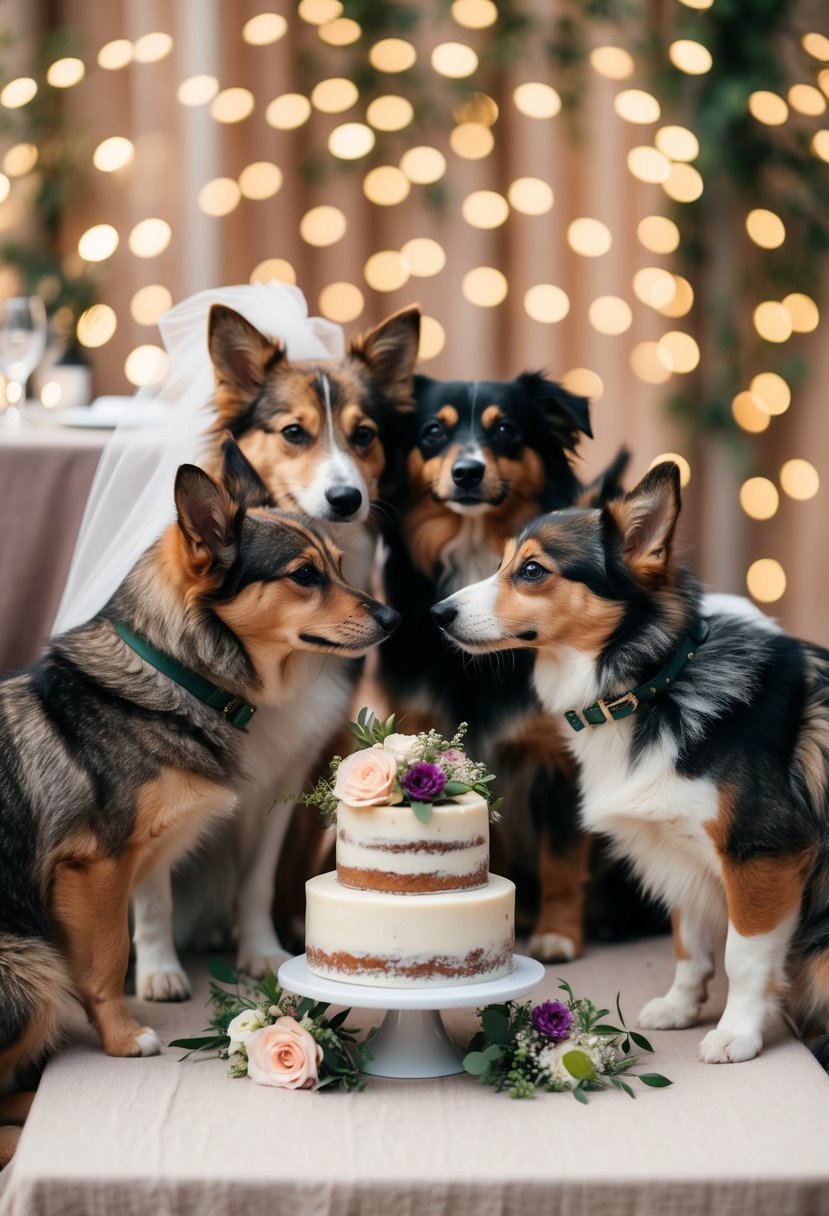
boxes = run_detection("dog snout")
[325,485,363,518]
[451,458,485,490]
[372,603,400,635]
[430,599,458,629]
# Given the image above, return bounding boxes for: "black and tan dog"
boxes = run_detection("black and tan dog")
[434,461,829,1066]
[0,448,397,1161]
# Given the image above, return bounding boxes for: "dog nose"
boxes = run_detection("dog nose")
[430,600,458,628]
[451,458,485,490]
[372,603,400,635]
[325,485,363,517]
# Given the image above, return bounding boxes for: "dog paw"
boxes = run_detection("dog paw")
[135,1028,162,1057]
[103,1026,162,1058]
[638,995,699,1030]
[136,967,192,1002]
[698,1026,762,1064]
[236,946,288,980]
[527,932,578,963]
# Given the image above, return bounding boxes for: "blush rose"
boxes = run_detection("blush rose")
[246,1017,323,1090]
[333,748,400,807]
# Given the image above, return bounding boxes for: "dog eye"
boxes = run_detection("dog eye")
[352,425,376,448]
[281,424,308,445]
[521,561,546,582]
[421,421,446,445]
[495,419,519,442]
[290,564,323,587]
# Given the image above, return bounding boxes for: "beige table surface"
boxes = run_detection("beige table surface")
[2,936,828,1216]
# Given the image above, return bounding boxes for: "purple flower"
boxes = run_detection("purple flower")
[400,761,447,803]
[531,1000,573,1043]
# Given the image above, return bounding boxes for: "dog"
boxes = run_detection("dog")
[131,303,420,998]
[432,459,829,1066]
[0,450,397,1162]
[378,370,630,960]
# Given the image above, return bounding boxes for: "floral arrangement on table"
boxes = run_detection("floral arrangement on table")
[170,962,375,1092]
[279,708,502,824]
[463,980,672,1102]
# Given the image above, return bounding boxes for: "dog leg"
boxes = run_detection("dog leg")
[235,798,294,978]
[0,1092,35,1169]
[132,864,191,1002]
[639,907,718,1030]
[699,852,810,1064]
[528,831,591,962]
[52,856,161,1058]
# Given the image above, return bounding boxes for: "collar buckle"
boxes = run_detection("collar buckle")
[604,690,639,717]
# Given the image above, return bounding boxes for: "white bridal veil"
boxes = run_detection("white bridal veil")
[53,283,345,633]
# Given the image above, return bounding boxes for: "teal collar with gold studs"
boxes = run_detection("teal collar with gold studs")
[564,617,709,732]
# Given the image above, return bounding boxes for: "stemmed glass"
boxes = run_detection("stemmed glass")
[0,296,47,423]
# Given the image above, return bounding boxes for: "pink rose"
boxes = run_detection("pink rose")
[333,748,400,807]
[246,1017,323,1090]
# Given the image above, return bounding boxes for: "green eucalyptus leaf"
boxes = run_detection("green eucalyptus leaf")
[296,996,315,1017]
[463,1050,488,1077]
[410,800,433,823]
[482,1043,504,1063]
[443,780,471,795]
[592,1024,623,1036]
[207,959,238,985]
[629,1031,654,1053]
[572,1084,589,1104]
[638,1073,673,1088]
[481,1008,512,1045]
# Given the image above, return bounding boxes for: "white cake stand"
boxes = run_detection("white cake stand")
[278,954,545,1079]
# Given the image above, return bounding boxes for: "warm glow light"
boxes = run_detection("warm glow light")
[803,32,829,60]
[614,89,661,123]
[508,177,554,215]
[318,18,361,45]
[514,82,561,119]
[133,32,173,63]
[125,344,169,387]
[369,39,417,73]
[662,162,704,202]
[789,84,826,115]
[563,368,604,400]
[590,46,635,80]
[627,146,671,183]
[265,94,312,129]
[655,125,699,161]
[740,477,779,520]
[418,316,446,360]
[198,177,242,217]
[299,205,347,246]
[328,122,375,159]
[311,78,359,113]
[454,92,499,126]
[98,40,133,70]
[47,57,85,88]
[745,208,785,249]
[780,458,820,500]
[431,42,478,79]
[129,218,172,258]
[451,0,498,28]
[3,143,38,177]
[76,304,117,349]
[588,296,632,335]
[746,559,786,604]
[367,95,414,131]
[659,275,694,318]
[812,130,829,162]
[92,137,134,173]
[243,13,288,45]
[364,251,410,292]
[210,88,255,123]
[238,162,283,200]
[40,381,62,409]
[363,165,410,205]
[751,372,790,416]
[649,452,691,486]
[298,0,342,23]
[400,146,446,184]
[1,78,37,108]
[732,391,770,434]
[524,284,570,324]
[753,301,793,343]
[462,190,509,229]
[637,215,680,253]
[657,331,700,372]
[131,285,173,326]
[820,71,829,99]
[567,218,612,256]
[0,176,10,204]
[782,292,819,333]
[669,40,712,74]
[450,123,494,158]
[400,237,446,277]
[78,223,119,262]
[177,75,219,106]
[250,258,296,285]
[319,282,364,323]
[679,0,713,7]
[633,267,676,309]
[462,266,508,307]
[631,341,672,384]
[749,91,788,125]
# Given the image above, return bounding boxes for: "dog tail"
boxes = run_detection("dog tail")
[0,932,69,1088]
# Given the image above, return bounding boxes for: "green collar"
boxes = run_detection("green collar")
[113,621,257,730]
[564,617,709,732]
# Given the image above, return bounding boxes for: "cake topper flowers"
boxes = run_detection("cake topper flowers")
[279,708,502,823]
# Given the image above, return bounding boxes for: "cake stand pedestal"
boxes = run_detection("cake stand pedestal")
[277,954,545,1079]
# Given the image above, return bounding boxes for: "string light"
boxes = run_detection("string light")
[812,131,829,162]
[418,316,446,360]
[588,296,632,335]
[462,190,509,229]
[567,217,612,256]
[319,282,364,323]
[637,215,680,253]
[627,146,671,183]
[311,78,359,113]
[131,285,173,325]
[238,162,283,201]
[631,341,672,384]
[0,78,37,108]
[78,224,119,262]
[668,40,712,74]
[802,33,829,61]
[524,285,570,324]
[782,292,819,333]
[400,237,446,277]
[198,178,242,217]
[177,75,219,106]
[250,258,296,284]
[454,93,498,126]
[740,477,779,520]
[655,125,699,161]
[210,88,255,123]
[242,14,288,45]
[513,83,561,119]
[318,18,361,45]
[732,391,770,433]
[462,267,508,307]
[780,459,820,499]
[364,251,410,292]
[750,372,791,415]
[266,94,312,129]
[749,91,788,125]
[97,40,133,70]
[300,206,347,246]
[746,558,786,603]
[662,162,703,202]
[3,144,38,176]
[92,137,134,173]
[614,89,661,123]
[633,267,676,309]
[367,95,414,131]
[657,331,700,372]
[451,0,498,29]
[507,178,554,215]
[369,39,416,73]
[298,0,342,24]
[399,146,446,184]
[649,452,691,485]
[363,166,410,205]
[788,84,826,115]
[133,33,173,63]
[47,58,85,88]
[0,176,10,205]
[746,208,785,248]
[590,47,635,80]
[76,304,117,348]
[753,301,792,343]
[659,275,694,318]
[328,122,375,159]
[563,369,603,399]
[431,43,479,79]
[124,345,169,387]
[450,124,494,158]
[128,218,172,258]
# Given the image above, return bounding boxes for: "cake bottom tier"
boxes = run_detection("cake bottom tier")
[304,872,515,988]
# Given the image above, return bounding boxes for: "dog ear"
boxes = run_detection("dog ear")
[208,304,284,403]
[517,372,593,447]
[174,464,241,576]
[350,306,421,410]
[220,435,272,510]
[604,461,681,585]
[578,446,630,507]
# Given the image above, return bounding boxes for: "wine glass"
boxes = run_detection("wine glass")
[0,296,47,423]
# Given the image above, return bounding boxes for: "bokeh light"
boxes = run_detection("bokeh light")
[418,316,446,360]
[298,0,343,23]
[363,165,410,205]
[78,223,119,262]
[177,75,219,106]
[657,331,700,372]
[250,258,296,285]
[802,32,829,60]
[507,177,554,214]
[98,40,133,70]
[631,341,672,384]
[311,78,359,113]
[732,390,771,434]
[462,267,508,307]
[649,452,691,485]
[659,275,694,318]
[92,137,134,173]
[238,162,283,200]
[318,17,361,45]
[514,83,561,119]
[454,93,499,126]
[749,91,788,125]
[450,124,494,159]
[400,146,446,184]
[198,177,242,217]
[3,144,38,177]
[563,368,604,400]
[590,46,635,80]
[633,267,676,309]
[627,146,671,182]
[319,282,364,323]
[1,78,37,108]
[128,218,172,258]
[364,251,410,292]
[746,558,786,603]
[567,218,612,256]
[131,285,173,326]
[462,190,510,229]
[431,42,479,78]
[780,458,820,500]
[789,84,826,115]
[300,205,347,246]
[76,304,117,348]
[125,344,169,387]
[751,372,791,416]
[753,301,793,343]
[367,95,414,131]
[662,162,704,202]
[655,125,699,161]
[451,0,498,29]
[47,58,85,88]
[668,40,712,74]
[524,285,570,324]
[369,39,417,73]
[329,122,375,159]
[782,292,819,333]
[588,296,632,335]
[242,13,288,45]
[740,477,779,520]
[400,237,446,277]
[746,208,785,248]
[637,215,680,253]
[210,88,255,123]
[266,94,312,129]
[133,32,173,63]
[812,130,829,162]
[614,89,661,123]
